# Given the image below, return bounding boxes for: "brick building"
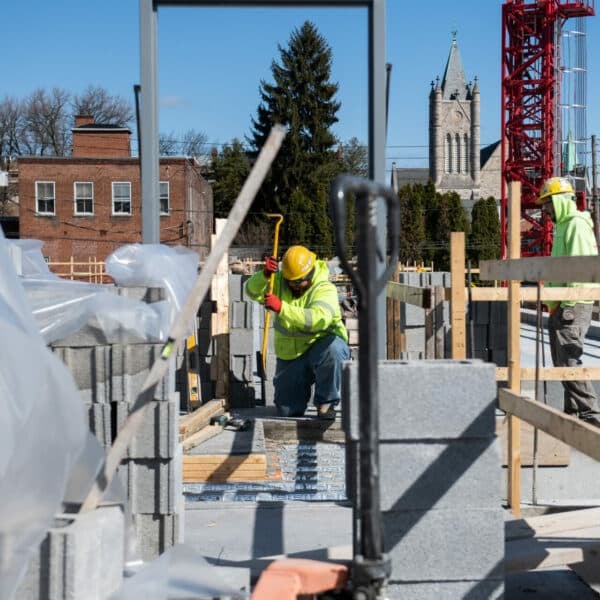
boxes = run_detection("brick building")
[18,115,213,263]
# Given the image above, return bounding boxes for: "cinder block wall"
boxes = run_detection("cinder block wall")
[48,286,183,563]
[342,360,504,598]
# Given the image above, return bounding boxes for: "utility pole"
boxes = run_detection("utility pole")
[592,135,600,248]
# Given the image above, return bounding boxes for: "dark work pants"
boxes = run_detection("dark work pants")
[548,303,599,415]
[273,334,350,417]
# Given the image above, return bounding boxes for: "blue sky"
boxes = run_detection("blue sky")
[4,1,600,177]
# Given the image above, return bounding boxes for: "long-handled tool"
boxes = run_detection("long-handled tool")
[258,213,283,379]
[330,174,400,598]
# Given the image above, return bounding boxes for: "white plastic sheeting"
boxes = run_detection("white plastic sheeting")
[0,233,87,598]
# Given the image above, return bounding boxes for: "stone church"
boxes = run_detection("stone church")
[391,34,501,214]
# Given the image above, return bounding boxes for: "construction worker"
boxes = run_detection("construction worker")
[245,245,350,419]
[536,176,600,426]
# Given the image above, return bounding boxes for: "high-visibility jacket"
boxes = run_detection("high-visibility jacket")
[245,260,348,360]
[546,193,599,311]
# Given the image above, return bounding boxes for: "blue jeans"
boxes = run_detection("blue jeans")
[273,334,351,417]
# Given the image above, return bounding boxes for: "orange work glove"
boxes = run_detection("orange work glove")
[264,292,282,313]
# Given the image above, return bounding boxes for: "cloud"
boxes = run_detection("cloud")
[160,96,188,108]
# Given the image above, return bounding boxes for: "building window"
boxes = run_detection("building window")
[112,182,131,215]
[36,181,55,214]
[455,133,461,175]
[74,181,94,214]
[445,134,451,173]
[160,181,170,215]
[464,134,470,173]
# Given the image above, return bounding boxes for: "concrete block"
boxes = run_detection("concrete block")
[132,513,182,562]
[342,360,497,441]
[382,507,504,581]
[403,326,425,353]
[16,505,124,600]
[114,396,178,459]
[229,273,245,302]
[379,439,501,510]
[385,579,503,599]
[115,286,165,303]
[52,346,111,403]
[230,300,252,329]
[111,344,174,403]
[118,447,182,514]
[88,402,112,449]
[401,303,425,327]
[229,328,255,355]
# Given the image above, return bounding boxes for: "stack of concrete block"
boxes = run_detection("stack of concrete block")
[468,301,508,366]
[399,271,451,356]
[227,273,275,408]
[50,286,183,563]
[342,360,504,598]
[15,505,125,599]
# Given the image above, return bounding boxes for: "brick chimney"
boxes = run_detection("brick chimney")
[72,115,132,158]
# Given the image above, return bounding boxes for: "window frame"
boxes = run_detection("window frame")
[35,181,56,215]
[74,181,94,215]
[112,181,132,216]
[159,180,170,215]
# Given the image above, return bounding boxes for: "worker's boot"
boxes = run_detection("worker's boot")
[317,403,336,420]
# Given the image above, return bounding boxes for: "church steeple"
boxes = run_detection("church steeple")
[441,30,468,101]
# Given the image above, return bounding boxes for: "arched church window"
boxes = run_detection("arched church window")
[464,134,469,173]
[455,133,461,174]
[445,134,451,173]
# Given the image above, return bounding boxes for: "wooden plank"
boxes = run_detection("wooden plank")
[499,389,600,462]
[466,286,600,302]
[496,366,600,381]
[181,424,223,452]
[506,507,600,541]
[386,281,432,308]
[450,232,466,359]
[507,181,522,517]
[183,454,267,482]
[480,255,600,283]
[179,399,225,439]
[496,416,570,466]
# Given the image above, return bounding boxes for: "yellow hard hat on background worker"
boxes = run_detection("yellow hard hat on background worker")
[535,176,575,205]
[281,245,316,281]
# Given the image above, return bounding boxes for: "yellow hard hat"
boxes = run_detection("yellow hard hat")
[281,245,316,280]
[535,176,575,205]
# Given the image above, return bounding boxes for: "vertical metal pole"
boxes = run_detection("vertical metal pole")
[592,135,600,248]
[369,0,388,359]
[140,0,160,244]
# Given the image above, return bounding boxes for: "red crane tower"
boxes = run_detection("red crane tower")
[501,0,595,257]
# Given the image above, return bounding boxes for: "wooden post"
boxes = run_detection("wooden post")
[210,219,230,405]
[450,232,466,358]
[386,263,402,359]
[507,181,522,516]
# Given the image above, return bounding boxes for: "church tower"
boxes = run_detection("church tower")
[429,33,481,210]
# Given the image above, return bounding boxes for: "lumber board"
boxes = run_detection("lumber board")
[179,399,225,439]
[499,389,600,462]
[496,416,570,466]
[506,507,600,541]
[183,453,267,482]
[450,232,466,359]
[385,281,432,308]
[467,286,600,302]
[480,255,600,283]
[181,423,223,452]
[496,366,600,381]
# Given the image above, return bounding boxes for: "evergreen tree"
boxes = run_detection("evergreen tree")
[469,196,501,267]
[421,181,439,266]
[428,191,470,271]
[398,184,426,265]
[211,139,250,218]
[248,21,340,251]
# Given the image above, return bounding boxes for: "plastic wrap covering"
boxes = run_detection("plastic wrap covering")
[8,242,199,344]
[0,233,87,599]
